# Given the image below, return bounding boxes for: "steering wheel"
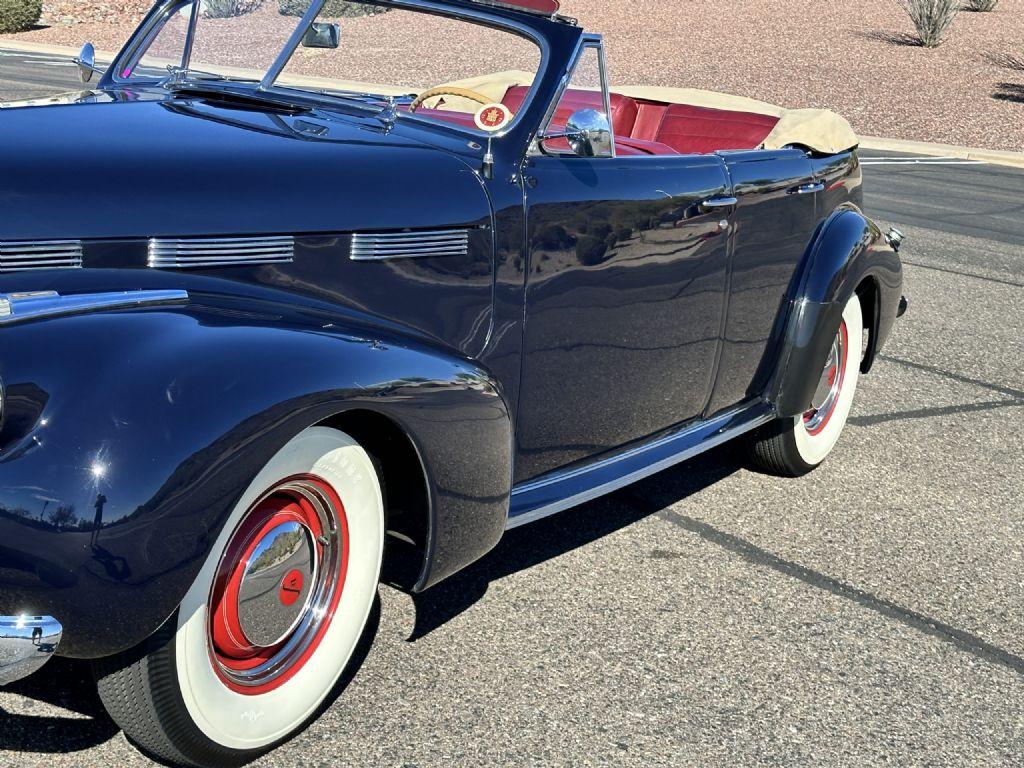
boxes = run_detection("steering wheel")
[409,86,495,112]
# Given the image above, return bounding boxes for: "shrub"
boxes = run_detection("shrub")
[202,0,264,18]
[964,0,998,9]
[901,0,960,47]
[279,0,390,17]
[0,0,41,33]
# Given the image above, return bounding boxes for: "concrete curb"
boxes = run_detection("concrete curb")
[860,136,1024,170]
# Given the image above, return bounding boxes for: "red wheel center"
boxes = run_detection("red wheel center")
[279,570,305,607]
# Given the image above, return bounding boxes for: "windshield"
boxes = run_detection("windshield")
[119,1,543,129]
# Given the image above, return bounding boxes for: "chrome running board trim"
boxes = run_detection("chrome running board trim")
[0,289,189,326]
[506,402,774,530]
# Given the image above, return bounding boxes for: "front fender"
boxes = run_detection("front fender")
[0,291,511,658]
[768,205,903,417]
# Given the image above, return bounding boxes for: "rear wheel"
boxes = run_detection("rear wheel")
[94,427,384,768]
[749,294,863,476]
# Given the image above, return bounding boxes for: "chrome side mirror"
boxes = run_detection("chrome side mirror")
[564,109,613,158]
[302,22,341,49]
[74,42,100,84]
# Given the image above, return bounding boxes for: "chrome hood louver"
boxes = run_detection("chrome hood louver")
[148,236,294,269]
[350,228,470,261]
[0,240,83,272]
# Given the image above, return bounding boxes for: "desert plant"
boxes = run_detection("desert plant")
[901,0,960,47]
[279,0,390,17]
[0,0,41,34]
[964,0,998,10]
[202,0,264,18]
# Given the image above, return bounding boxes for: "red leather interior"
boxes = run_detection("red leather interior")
[404,86,781,157]
[502,86,640,138]
[631,101,779,155]
[501,86,780,156]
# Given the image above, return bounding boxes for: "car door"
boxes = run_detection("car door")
[516,143,733,483]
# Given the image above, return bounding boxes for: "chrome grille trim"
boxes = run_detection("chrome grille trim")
[350,228,470,261]
[0,241,83,272]
[148,236,294,269]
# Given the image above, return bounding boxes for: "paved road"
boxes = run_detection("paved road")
[2,55,1023,767]
[0,48,87,101]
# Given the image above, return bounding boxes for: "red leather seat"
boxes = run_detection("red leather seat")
[632,101,779,155]
[500,86,779,157]
[502,86,639,138]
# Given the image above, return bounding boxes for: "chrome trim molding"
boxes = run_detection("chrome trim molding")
[350,228,470,261]
[0,615,63,686]
[148,236,294,269]
[0,289,189,326]
[0,240,83,272]
[506,403,775,530]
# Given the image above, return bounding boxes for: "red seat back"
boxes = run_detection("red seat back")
[502,86,639,137]
[634,101,779,155]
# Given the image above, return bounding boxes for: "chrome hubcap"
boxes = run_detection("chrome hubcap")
[208,477,347,695]
[803,321,848,435]
[237,521,317,648]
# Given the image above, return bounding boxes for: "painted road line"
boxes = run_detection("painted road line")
[861,160,986,166]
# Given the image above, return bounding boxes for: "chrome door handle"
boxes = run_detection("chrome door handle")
[700,196,738,210]
[791,182,825,195]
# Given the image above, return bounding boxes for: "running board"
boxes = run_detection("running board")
[507,402,775,530]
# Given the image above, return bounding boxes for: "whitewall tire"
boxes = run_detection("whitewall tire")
[94,427,384,768]
[749,294,863,476]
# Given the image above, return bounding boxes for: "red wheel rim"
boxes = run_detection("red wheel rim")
[803,320,849,436]
[207,475,348,696]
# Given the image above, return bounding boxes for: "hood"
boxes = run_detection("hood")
[0,88,489,241]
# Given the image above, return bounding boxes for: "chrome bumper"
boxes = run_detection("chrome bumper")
[0,615,62,686]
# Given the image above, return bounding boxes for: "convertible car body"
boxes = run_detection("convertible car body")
[0,0,904,764]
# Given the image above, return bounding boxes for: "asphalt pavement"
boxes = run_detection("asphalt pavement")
[1,53,1023,767]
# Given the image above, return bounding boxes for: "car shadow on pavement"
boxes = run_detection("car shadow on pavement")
[0,657,119,753]
[408,445,743,640]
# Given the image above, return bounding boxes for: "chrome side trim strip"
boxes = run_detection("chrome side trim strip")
[0,289,189,326]
[0,615,63,686]
[0,240,83,272]
[506,403,775,530]
[148,236,294,269]
[351,229,470,261]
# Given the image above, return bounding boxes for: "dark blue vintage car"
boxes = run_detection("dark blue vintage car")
[0,0,904,764]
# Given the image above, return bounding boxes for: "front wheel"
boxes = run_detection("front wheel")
[94,427,385,768]
[749,294,864,477]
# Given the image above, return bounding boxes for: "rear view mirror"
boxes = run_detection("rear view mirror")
[75,42,99,84]
[564,109,614,158]
[302,23,341,49]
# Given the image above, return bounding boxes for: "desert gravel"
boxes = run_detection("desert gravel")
[4,0,1023,150]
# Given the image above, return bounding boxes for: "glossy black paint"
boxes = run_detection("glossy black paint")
[516,154,732,482]
[0,273,511,657]
[767,205,903,417]
[0,0,903,658]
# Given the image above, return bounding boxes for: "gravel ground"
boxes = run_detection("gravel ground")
[0,155,1022,766]
[3,0,1023,150]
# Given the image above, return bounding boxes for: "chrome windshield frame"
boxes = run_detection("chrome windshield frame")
[106,0,558,141]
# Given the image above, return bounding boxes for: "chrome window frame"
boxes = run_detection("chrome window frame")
[529,33,615,158]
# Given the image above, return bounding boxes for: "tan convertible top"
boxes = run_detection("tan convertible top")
[439,71,859,155]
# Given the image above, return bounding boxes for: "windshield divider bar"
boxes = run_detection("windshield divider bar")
[260,0,328,91]
[181,1,200,70]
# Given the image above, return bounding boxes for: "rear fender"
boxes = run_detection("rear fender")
[0,292,511,657]
[767,205,903,417]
